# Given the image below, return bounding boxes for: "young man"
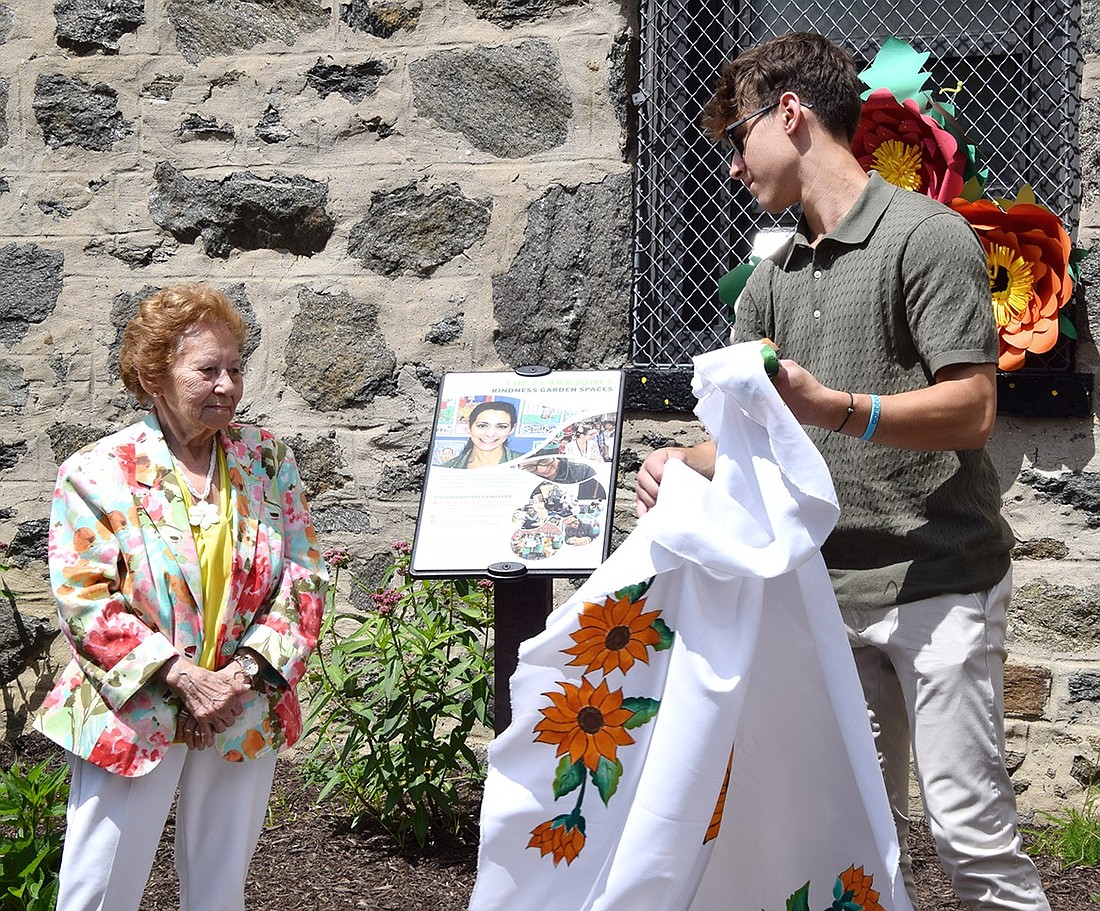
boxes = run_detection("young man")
[635,32,1049,911]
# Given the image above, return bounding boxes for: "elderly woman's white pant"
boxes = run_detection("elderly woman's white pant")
[57,744,278,911]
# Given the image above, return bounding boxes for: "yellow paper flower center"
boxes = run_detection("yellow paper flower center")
[987,243,1034,326]
[871,139,923,192]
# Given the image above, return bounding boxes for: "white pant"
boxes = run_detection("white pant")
[842,570,1049,911]
[57,745,278,911]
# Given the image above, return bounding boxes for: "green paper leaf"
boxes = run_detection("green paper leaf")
[1059,313,1078,340]
[622,696,660,729]
[552,756,586,799]
[591,756,622,805]
[718,261,759,318]
[785,881,812,911]
[1069,246,1090,284]
[652,617,675,651]
[959,175,986,203]
[858,36,933,108]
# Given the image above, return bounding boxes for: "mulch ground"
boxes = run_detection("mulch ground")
[4,733,1099,910]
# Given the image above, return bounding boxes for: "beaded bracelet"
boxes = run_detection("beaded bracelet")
[860,394,881,441]
[832,391,855,434]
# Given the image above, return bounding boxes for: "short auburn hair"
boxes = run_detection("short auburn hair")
[119,283,247,406]
[701,32,863,144]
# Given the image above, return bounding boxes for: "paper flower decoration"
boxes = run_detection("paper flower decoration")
[950,196,1074,371]
[851,88,967,203]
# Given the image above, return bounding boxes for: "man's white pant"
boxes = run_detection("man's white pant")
[57,745,277,911]
[842,569,1050,911]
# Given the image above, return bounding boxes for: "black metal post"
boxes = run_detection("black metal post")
[489,570,553,733]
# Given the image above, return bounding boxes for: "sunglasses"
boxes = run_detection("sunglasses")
[722,100,813,158]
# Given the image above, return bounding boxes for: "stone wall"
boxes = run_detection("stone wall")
[1,0,1099,817]
[0,0,633,730]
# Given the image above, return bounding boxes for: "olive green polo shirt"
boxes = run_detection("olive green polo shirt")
[734,173,1013,609]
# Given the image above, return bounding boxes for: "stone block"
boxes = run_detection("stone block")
[460,0,583,28]
[54,0,144,55]
[166,0,329,63]
[284,289,397,411]
[340,0,420,37]
[1010,578,1100,651]
[0,244,64,347]
[410,40,572,158]
[148,162,335,258]
[1003,663,1051,719]
[348,182,491,277]
[1069,671,1100,703]
[493,173,630,369]
[33,74,132,151]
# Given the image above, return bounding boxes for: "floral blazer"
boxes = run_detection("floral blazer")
[33,414,329,777]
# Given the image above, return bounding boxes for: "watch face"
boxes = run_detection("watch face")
[238,654,259,676]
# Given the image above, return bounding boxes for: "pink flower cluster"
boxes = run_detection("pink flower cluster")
[371,588,403,615]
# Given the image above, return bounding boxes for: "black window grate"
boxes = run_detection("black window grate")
[632,0,1083,368]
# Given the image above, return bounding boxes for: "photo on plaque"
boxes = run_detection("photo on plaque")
[411,370,624,577]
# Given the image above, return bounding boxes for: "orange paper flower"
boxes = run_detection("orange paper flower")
[528,815,586,866]
[563,593,662,675]
[852,89,966,203]
[950,197,1073,371]
[838,865,884,911]
[533,677,635,771]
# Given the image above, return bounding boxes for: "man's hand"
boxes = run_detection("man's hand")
[635,449,687,517]
[635,441,717,517]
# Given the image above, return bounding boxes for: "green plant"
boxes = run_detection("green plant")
[304,542,494,848]
[1025,771,1100,869]
[0,756,70,911]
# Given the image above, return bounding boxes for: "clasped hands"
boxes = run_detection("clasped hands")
[159,656,253,750]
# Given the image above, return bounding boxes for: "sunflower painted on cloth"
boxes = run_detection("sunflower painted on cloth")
[528,815,586,867]
[950,194,1073,371]
[527,578,670,867]
[534,676,637,772]
[778,865,885,911]
[704,746,735,844]
[563,590,671,675]
[851,88,967,203]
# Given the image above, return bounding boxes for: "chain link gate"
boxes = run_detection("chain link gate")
[631,0,1083,369]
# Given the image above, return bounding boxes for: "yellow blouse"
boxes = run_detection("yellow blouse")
[175,446,233,670]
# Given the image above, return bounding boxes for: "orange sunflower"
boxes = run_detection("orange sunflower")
[838,865,884,911]
[704,747,734,844]
[851,89,967,203]
[950,197,1073,371]
[528,815,586,866]
[533,677,635,772]
[562,594,662,675]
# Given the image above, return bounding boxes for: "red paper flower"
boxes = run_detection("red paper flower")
[950,198,1073,371]
[852,89,967,203]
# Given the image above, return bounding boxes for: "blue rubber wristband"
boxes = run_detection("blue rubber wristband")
[860,394,881,441]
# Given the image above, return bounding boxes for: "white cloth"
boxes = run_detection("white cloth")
[469,343,913,911]
[58,746,277,911]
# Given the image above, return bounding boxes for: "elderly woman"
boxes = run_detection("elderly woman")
[443,400,522,468]
[33,284,328,911]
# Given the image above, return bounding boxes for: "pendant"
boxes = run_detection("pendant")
[188,499,219,530]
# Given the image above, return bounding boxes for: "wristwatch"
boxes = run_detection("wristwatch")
[234,651,260,686]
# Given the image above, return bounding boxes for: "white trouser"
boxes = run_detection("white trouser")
[842,569,1049,911]
[57,744,278,911]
